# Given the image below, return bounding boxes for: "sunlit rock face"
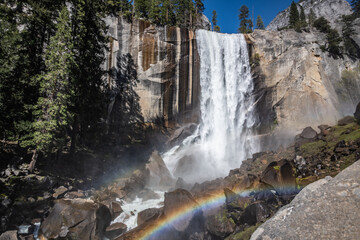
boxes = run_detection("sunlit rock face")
[266,0,352,31]
[249,29,360,150]
[105,17,210,126]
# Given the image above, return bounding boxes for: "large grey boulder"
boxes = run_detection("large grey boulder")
[251,160,360,240]
[39,198,111,240]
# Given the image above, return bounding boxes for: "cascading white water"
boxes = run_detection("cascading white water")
[163,30,258,183]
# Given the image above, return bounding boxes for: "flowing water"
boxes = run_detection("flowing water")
[116,30,257,230]
[163,30,258,183]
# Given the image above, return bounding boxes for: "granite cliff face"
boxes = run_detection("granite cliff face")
[105,17,208,126]
[266,0,352,31]
[249,28,360,148]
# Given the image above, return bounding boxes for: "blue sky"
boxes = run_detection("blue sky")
[203,0,352,33]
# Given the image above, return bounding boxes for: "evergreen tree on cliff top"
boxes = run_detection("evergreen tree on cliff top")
[289,1,299,28]
[212,10,217,31]
[351,0,360,17]
[256,15,265,29]
[238,5,253,33]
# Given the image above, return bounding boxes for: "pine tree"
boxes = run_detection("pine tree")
[174,0,194,28]
[195,0,205,14]
[256,15,265,29]
[134,0,150,18]
[149,0,162,25]
[289,1,299,28]
[214,25,221,32]
[300,5,307,27]
[70,0,107,150]
[351,0,360,17]
[212,10,217,31]
[238,5,252,33]
[308,9,316,26]
[32,6,75,160]
[342,14,360,58]
[161,0,176,26]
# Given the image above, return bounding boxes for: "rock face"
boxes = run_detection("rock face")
[250,29,360,147]
[266,0,352,31]
[251,160,360,240]
[105,17,203,126]
[39,199,111,240]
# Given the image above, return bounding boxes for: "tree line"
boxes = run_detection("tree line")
[286,0,360,58]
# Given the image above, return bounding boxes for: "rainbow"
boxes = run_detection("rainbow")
[134,185,299,240]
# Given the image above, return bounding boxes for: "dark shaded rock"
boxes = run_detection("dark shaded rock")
[0,231,18,240]
[260,160,296,193]
[239,202,270,226]
[338,116,355,126]
[355,102,360,123]
[109,201,123,221]
[137,208,162,226]
[39,198,111,240]
[164,189,198,231]
[105,223,127,239]
[52,186,68,199]
[224,188,251,211]
[205,207,235,238]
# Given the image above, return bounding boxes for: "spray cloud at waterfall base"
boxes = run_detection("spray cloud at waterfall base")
[162,30,258,183]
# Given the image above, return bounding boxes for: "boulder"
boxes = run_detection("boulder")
[64,191,85,199]
[318,125,331,136]
[239,202,271,226]
[224,188,251,211]
[338,116,355,126]
[105,223,127,239]
[145,151,174,189]
[109,201,123,221]
[137,208,162,226]
[164,189,198,231]
[0,231,18,240]
[205,207,235,238]
[295,127,318,147]
[166,123,197,146]
[39,198,111,240]
[355,102,360,123]
[52,186,68,199]
[251,160,360,240]
[260,160,296,193]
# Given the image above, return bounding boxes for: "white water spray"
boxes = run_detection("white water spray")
[163,30,258,183]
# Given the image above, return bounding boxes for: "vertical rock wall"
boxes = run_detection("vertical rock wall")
[105,17,201,126]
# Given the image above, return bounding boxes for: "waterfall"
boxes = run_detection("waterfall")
[162,30,258,183]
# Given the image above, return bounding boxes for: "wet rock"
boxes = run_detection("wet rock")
[39,198,111,240]
[175,178,192,191]
[205,207,235,238]
[0,231,18,240]
[164,189,198,231]
[52,186,68,199]
[251,161,360,240]
[239,202,271,226]
[137,208,162,226]
[355,102,360,123]
[64,191,85,199]
[18,225,34,235]
[338,116,355,126]
[260,160,296,193]
[167,123,197,146]
[137,189,160,201]
[224,188,251,211]
[109,201,123,221]
[145,151,174,190]
[105,223,127,239]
